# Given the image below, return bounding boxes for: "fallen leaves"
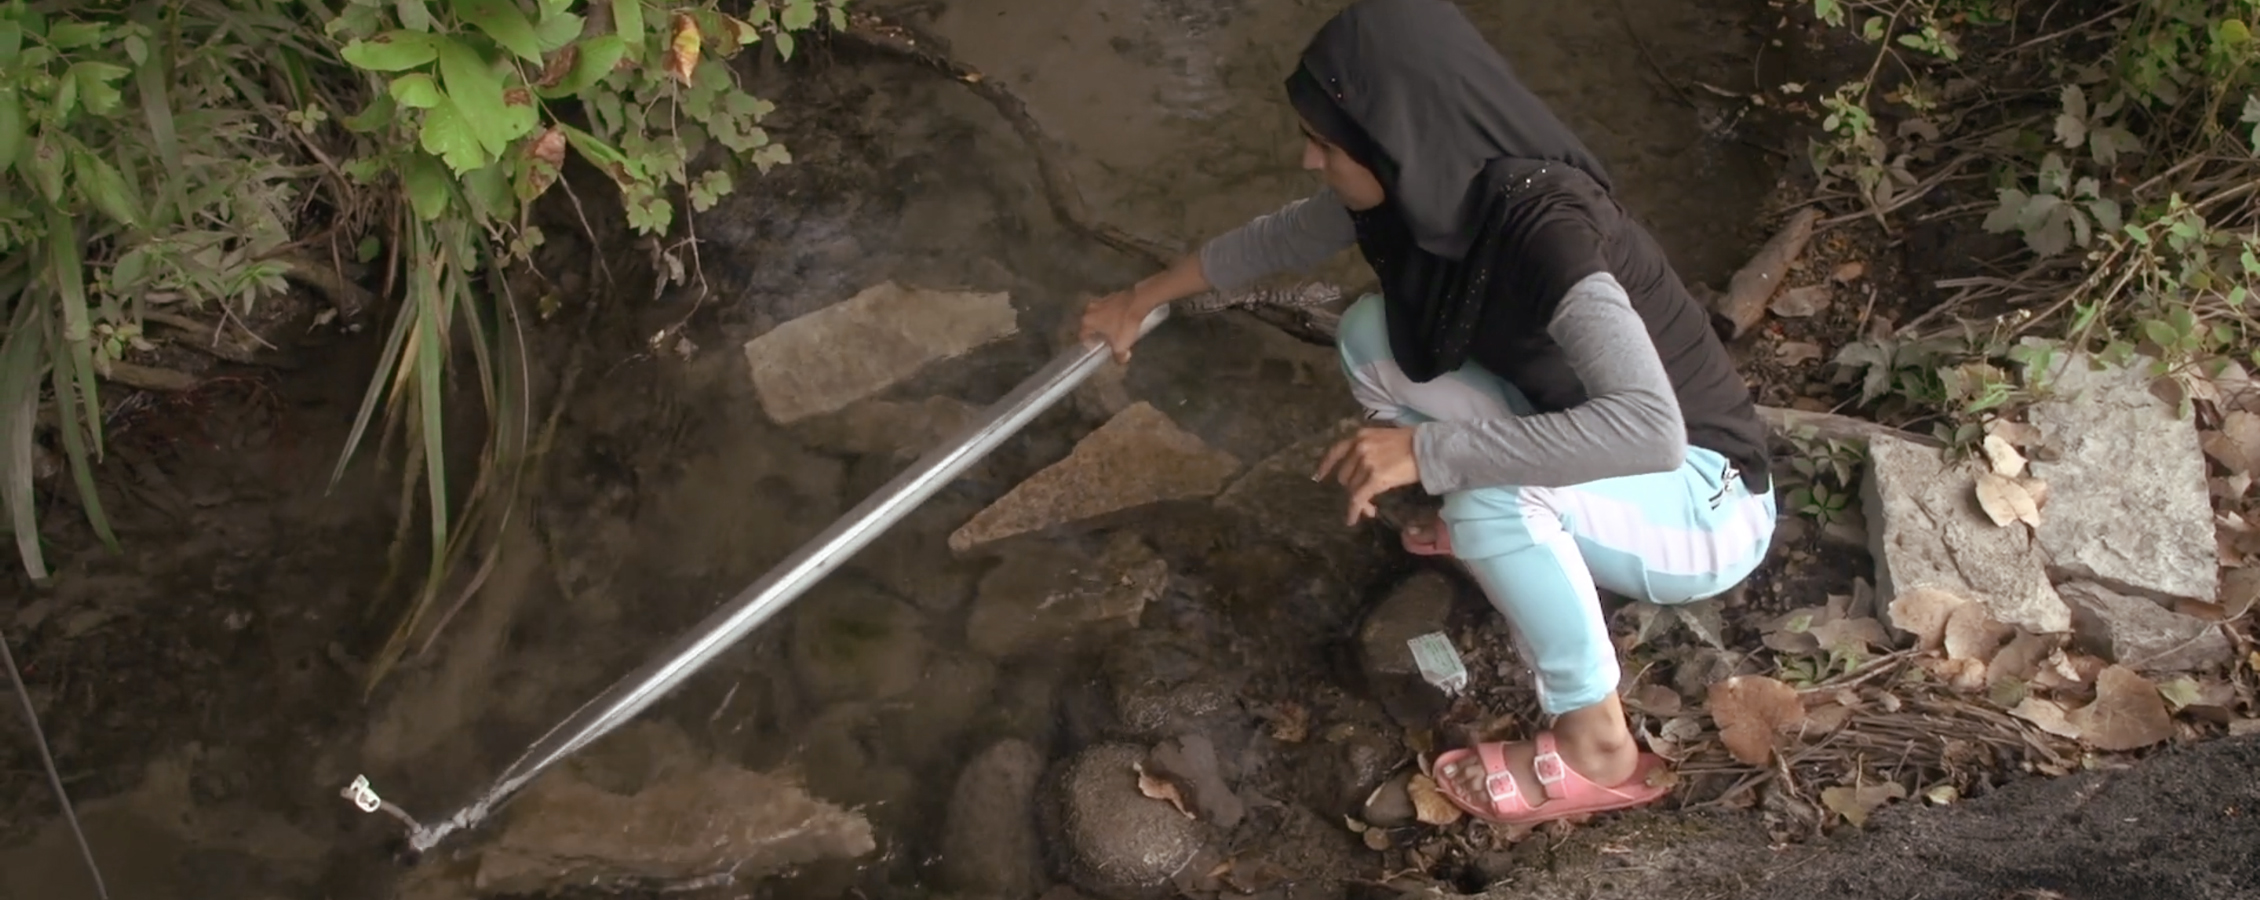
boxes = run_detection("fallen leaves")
[1982,433,2028,478]
[1133,762,1195,819]
[1406,774,1463,826]
[2011,665,2177,751]
[1770,285,1831,318]
[1820,781,1907,827]
[1975,471,2042,527]
[1888,587,1973,650]
[1709,676,1805,765]
[1777,341,1824,366]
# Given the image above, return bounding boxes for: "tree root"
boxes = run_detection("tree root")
[101,360,200,392]
[832,10,1342,346]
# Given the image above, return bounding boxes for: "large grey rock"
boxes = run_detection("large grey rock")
[1104,632,1244,742]
[744,282,1016,425]
[1044,744,1204,900]
[2059,581,2234,674]
[951,402,1241,552]
[1146,735,1243,829]
[789,583,932,703]
[797,394,983,461]
[1212,420,1365,559]
[2026,353,2218,602]
[475,726,873,894]
[1862,434,2070,633]
[1357,570,1460,727]
[967,533,1168,658]
[941,739,1048,899]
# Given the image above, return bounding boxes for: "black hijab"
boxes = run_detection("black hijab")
[1286,0,1615,382]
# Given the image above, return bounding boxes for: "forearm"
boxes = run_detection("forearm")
[1198,189,1358,291]
[1124,252,1213,317]
[1414,273,1688,494]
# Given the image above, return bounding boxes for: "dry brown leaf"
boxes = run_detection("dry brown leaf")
[1802,702,1854,735]
[2011,697,2081,739]
[1975,472,2042,528]
[2214,473,2253,503]
[1888,587,1974,650]
[1820,781,1907,827]
[2017,476,2051,510]
[1134,762,1195,819]
[2064,665,2176,751]
[2203,411,2260,475]
[1708,675,1805,766]
[1927,656,1989,693]
[1777,341,1824,366]
[521,127,566,201]
[1626,683,1684,717]
[534,43,578,89]
[1831,261,1867,283]
[664,12,701,85]
[1810,617,1891,655]
[1988,630,2057,685]
[1266,702,1310,743]
[1982,434,2028,478]
[2219,568,2260,620]
[1943,604,2014,663]
[1986,420,2044,447]
[1406,773,1463,826]
[1770,285,1831,318]
[1363,828,1393,851]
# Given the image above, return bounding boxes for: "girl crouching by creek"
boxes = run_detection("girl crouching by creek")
[1078,0,1776,828]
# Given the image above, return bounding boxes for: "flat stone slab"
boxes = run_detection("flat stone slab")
[2026,352,2217,602]
[476,759,873,894]
[966,533,1169,658]
[2059,580,2233,674]
[1863,433,2069,633]
[950,402,1240,552]
[744,281,1016,425]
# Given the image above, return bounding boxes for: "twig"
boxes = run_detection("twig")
[3,628,109,899]
[1757,405,1943,448]
[1997,2,2133,57]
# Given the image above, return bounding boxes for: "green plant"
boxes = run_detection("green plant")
[1780,426,1866,526]
[2,0,333,579]
[320,0,840,690]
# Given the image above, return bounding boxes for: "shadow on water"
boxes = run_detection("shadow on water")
[0,1,1777,899]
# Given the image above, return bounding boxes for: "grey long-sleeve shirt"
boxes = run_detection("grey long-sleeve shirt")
[1197,191,1687,493]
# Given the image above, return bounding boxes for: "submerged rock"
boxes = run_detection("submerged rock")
[1357,571,1460,728]
[967,532,1168,659]
[789,582,932,703]
[1044,743,1205,900]
[1212,420,1367,560]
[797,394,984,461]
[951,402,1241,552]
[475,753,873,894]
[941,739,1048,899]
[1147,735,1243,829]
[1862,434,2069,633]
[2025,352,2218,603]
[744,281,1017,425]
[2059,581,2234,674]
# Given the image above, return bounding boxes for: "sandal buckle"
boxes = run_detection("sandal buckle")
[1484,768,1518,803]
[1532,750,1569,798]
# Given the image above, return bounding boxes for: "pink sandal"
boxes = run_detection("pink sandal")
[1430,732,1673,828]
[1401,513,1453,557]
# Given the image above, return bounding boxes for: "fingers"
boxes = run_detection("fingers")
[1312,437,1354,482]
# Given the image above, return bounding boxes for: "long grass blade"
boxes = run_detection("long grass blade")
[40,216,103,461]
[45,304,118,552]
[415,250,450,587]
[328,270,418,488]
[135,37,187,229]
[0,294,48,580]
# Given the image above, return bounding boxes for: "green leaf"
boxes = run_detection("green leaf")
[70,148,142,229]
[418,98,491,172]
[559,122,640,185]
[48,335,113,552]
[774,29,795,61]
[611,0,644,55]
[689,166,732,211]
[782,0,819,31]
[456,0,545,62]
[0,88,24,176]
[537,34,625,97]
[1983,188,2028,234]
[46,21,106,49]
[341,31,443,71]
[42,207,101,460]
[437,37,514,157]
[358,235,383,263]
[122,33,146,65]
[64,61,125,117]
[0,21,22,60]
[391,72,443,107]
[829,5,847,31]
[460,159,515,222]
[342,93,398,133]
[402,150,452,220]
[26,135,66,203]
[396,0,433,32]
[534,10,583,51]
[1,297,48,579]
[50,70,77,124]
[134,46,185,228]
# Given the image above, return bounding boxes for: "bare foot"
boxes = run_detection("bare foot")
[1438,695,1640,804]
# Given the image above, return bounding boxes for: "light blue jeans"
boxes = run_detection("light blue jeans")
[1337,295,1776,714]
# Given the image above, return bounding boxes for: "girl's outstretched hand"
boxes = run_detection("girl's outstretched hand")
[1079,289,1149,364]
[1314,427,1421,526]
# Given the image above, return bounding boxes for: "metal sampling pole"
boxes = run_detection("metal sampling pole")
[348,304,1171,855]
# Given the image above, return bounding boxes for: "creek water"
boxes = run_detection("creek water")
[0,1,1779,898]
